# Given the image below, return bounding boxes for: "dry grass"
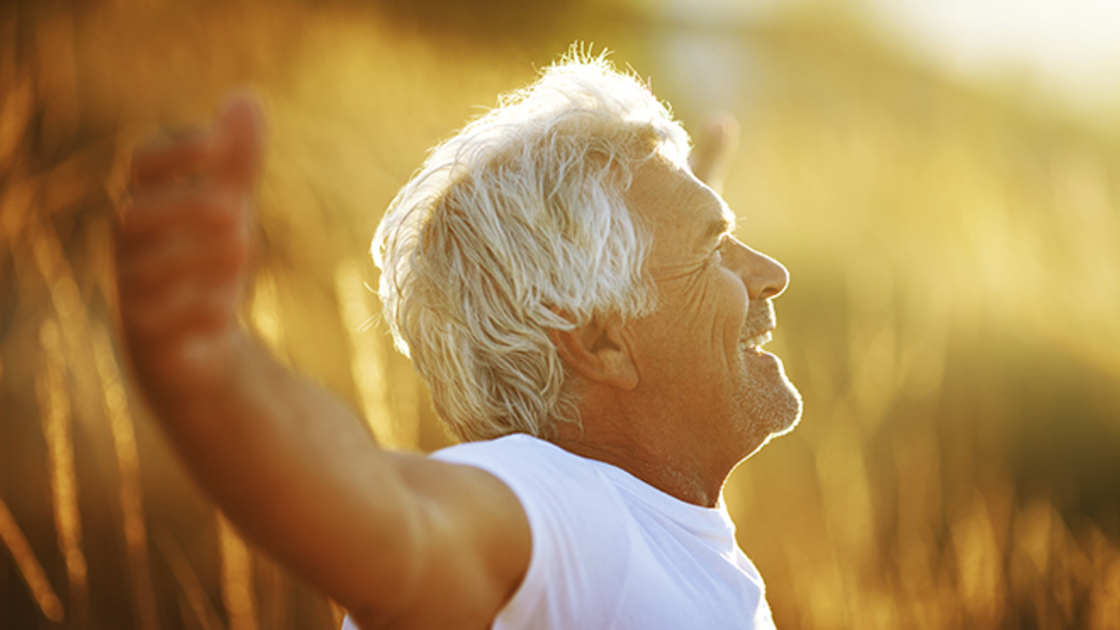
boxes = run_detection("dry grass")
[36,317,87,628]
[1,2,1118,628]
[0,493,64,622]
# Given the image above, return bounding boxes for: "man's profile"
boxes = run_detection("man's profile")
[115,49,802,629]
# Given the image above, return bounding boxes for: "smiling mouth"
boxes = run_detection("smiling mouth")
[740,330,773,355]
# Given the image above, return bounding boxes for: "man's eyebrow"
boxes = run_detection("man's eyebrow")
[699,209,736,248]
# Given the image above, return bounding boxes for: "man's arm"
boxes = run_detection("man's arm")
[115,95,529,629]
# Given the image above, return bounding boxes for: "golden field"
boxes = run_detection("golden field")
[1,1,1118,628]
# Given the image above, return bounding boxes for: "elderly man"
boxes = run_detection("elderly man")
[116,52,801,630]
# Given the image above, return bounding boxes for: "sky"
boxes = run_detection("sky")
[651,0,1120,119]
[865,0,1120,115]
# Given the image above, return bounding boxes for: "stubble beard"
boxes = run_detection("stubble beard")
[732,353,803,454]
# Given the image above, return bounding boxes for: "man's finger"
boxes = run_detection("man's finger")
[130,129,215,188]
[214,92,265,190]
[120,188,246,240]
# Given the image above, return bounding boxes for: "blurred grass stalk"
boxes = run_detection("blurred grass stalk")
[218,514,260,630]
[250,269,290,365]
[92,321,161,630]
[335,258,417,450]
[156,529,226,630]
[0,494,65,622]
[37,317,88,628]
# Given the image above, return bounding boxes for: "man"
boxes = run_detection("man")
[116,51,801,629]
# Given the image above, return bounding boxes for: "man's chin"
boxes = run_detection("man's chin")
[771,401,802,438]
[750,369,803,439]
[732,375,802,460]
[762,386,802,438]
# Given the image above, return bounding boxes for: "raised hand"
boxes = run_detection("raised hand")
[689,112,740,194]
[116,94,265,408]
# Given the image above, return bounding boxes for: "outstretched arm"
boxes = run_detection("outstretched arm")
[115,95,529,630]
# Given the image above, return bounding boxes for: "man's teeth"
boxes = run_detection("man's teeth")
[740,331,773,352]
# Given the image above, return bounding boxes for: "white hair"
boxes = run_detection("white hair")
[372,50,691,442]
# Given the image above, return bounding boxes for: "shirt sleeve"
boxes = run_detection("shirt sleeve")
[433,436,632,630]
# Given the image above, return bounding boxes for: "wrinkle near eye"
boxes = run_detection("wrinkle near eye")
[649,256,710,283]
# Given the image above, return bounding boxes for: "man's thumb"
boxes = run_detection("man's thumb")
[215,91,265,189]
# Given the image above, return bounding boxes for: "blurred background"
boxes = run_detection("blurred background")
[2,0,1119,628]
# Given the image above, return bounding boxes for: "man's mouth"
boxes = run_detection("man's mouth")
[739,330,773,355]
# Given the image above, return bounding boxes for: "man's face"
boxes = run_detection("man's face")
[622,156,802,461]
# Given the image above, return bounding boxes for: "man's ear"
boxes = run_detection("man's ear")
[549,314,638,391]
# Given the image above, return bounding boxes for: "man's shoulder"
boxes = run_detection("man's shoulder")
[433,432,560,461]
[432,434,635,532]
[434,435,637,628]
[431,433,609,494]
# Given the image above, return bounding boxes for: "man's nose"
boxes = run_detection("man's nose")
[725,237,789,300]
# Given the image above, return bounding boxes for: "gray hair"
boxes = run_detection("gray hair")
[372,50,691,442]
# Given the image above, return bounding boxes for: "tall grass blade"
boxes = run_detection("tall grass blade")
[91,321,160,630]
[250,269,290,364]
[218,513,260,630]
[334,258,416,449]
[0,494,65,622]
[36,317,88,629]
[156,529,225,630]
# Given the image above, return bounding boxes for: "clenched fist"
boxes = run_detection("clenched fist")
[116,94,264,409]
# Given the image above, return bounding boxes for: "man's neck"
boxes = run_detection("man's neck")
[550,428,729,508]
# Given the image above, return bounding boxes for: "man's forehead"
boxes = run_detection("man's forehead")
[626,156,737,254]
[629,157,717,214]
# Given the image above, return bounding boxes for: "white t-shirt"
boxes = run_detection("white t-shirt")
[344,434,776,630]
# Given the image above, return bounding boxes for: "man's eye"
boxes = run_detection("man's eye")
[707,242,724,267]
